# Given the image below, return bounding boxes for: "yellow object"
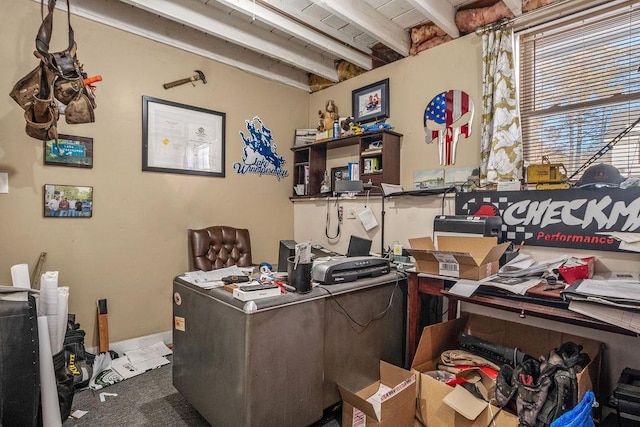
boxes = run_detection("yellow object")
[535,182,571,190]
[527,157,568,189]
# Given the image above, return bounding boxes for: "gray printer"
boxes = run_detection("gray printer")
[312,256,390,284]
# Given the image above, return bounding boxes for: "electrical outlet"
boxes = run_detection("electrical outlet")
[338,206,343,224]
[347,208,356,219]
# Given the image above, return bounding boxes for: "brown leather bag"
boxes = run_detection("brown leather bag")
[9,0,95,140]
[35,0,96,125]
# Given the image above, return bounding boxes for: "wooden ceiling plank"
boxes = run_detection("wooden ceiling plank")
[214,0,372,70]
[43,0,310,91]
[406,0,460,38]
[117,0,338,81]
[311,0,411,56]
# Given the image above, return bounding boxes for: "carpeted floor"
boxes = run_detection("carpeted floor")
[62,357,210,426]
[62,357,341,426]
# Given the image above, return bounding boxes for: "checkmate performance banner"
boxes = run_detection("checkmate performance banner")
[455,187,640,252]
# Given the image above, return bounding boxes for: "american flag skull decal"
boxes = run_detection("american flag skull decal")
[423,90,474,166]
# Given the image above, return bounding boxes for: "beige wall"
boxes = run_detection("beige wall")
[299,35,483,255]
[1,0,307,346]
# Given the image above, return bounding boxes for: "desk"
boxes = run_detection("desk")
[407,271,636,365]
[444,290,636,336]
[172,271,407,427]
[407,271,457,365]
[407,272,636,365]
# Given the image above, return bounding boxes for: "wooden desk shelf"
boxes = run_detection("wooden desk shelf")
[291,130,402,197]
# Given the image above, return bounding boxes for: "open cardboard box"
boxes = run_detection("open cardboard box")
[407,236,510,280]
[410,314,603,427]
[338,361,417,427]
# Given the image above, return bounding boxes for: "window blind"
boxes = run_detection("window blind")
[518,2,640,182]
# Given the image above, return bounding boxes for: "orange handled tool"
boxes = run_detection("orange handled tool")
[84,75,102,85]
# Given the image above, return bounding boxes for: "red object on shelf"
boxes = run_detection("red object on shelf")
[558,257,595,284]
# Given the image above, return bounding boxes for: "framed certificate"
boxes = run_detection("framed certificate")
[142,96,225,177]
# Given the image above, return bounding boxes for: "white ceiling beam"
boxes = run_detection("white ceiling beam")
[40,0,310,91]
[116,0,338,81]
[259,0,373,55]
[213,0,372,70]
[310,0,411,57]
[503,0,523,16]
[406,0,460,38]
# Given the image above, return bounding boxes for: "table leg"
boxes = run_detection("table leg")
[407,273,421,367]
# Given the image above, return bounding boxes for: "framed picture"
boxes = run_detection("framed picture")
[44,134,93,168]
[352,78,389,124]
[44,184,93,218]
[142,96,225,177]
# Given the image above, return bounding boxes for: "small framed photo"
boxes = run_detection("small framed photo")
[44,134,93,168]
[44,184,93,218]
[352,78,389,124]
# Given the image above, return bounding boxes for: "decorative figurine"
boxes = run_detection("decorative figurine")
[320,170,330,194]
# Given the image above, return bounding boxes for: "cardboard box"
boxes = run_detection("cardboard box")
[407,236,510,280]
[410,314,603,427]
[338,361,417,427]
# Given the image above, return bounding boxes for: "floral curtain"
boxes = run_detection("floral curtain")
[480,26,523,183]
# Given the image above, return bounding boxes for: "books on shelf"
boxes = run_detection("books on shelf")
[348,162,359,181]
[363,158,381,174]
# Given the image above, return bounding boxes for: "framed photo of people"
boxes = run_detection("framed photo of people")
[142,96,226,177]
[352,78,389,123]
[44,184,93,218]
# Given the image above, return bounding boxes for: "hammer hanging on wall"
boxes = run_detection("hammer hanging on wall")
[163,70,207,89]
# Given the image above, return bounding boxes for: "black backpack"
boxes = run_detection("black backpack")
[494,342,591,427]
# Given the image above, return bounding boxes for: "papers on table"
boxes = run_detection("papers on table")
[563,275,640,333]
[448,275,542,297]
[180,265,252,289]
[596,232,640,252]
[497,254,567,278]
[568,300,640,334]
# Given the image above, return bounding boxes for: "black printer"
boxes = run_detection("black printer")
[433,215,504,243]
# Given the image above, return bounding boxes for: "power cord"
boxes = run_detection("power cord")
[325,196,341,240]
[318,275,400,331]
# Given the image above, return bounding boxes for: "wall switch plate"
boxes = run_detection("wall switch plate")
[0,173,8,194]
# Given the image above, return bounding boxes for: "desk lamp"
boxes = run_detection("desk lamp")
[334,179,386,256]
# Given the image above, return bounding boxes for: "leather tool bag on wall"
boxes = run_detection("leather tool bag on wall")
[9,0,96,141]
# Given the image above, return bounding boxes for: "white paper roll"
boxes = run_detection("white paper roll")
[38,316,63,427]
[38,272,59,316]
[54,287,69,354]
[10,263,31,288]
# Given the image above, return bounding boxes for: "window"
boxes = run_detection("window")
[517,2,640,182]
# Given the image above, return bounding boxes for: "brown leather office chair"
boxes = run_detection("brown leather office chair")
[188,226,252,271]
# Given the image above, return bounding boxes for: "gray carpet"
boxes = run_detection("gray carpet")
[62,358,210,426]
[62,357,341,426]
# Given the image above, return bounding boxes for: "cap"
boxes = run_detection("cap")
[576,163,624,188]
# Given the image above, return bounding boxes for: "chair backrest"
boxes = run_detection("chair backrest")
[188,226,252,271]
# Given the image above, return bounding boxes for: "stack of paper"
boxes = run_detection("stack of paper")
[497,254,567,278]
[180,265,251,289]
[563,277,640,333]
